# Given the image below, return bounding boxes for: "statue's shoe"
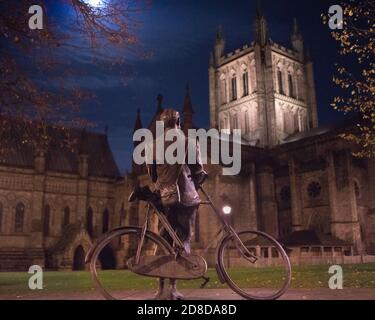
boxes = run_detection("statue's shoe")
[169,290,184,300]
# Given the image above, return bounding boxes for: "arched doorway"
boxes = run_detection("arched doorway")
[98,245,116,269]
[73,245,85,271]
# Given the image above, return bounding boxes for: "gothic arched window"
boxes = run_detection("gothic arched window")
[231,75,237,101]
[15,202,25,233]
[0,202,3,233]
[63,206,70,228]
[86,207,94,237]
[102,209,109,233]
[277,69,284,95]
[294,112,300,133]
[220,76,227,105]
[232,114,239,130]
[43,205,50,236]
[288,73,295,98]
[283,109,294,135]
[242,70,249,97]
[245,110,250,133]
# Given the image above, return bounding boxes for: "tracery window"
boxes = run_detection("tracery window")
[307,182,322,199]
[231,75,237,101]
[242,70,249,97]
[277,69,284,94]
[288,73,295,98]
[15,202,25,233]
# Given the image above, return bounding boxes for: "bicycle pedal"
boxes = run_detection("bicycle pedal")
[200,276,210,288]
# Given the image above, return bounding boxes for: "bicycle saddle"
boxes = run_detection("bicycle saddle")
[128,186,140,202]
[128,185,159,203]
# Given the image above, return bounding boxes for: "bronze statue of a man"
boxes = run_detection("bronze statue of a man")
[149,109,207,300]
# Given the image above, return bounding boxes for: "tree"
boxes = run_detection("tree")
[322,0,375,157]
[0,0,149,154]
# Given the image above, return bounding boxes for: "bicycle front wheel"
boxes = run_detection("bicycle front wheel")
[87,227,174,300]
[217,230,291,300]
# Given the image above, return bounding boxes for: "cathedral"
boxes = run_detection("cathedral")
[0,9,374,271]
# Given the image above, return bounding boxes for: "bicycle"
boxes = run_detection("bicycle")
[85,186,291,300]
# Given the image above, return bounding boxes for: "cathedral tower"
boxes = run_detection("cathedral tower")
[208,6,319,147]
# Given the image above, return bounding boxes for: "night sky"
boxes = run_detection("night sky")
[50,0,348,174]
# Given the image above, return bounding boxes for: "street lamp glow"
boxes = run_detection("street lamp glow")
[222,205,232,215]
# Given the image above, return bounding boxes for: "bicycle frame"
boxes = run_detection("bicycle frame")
[134,186,258,266]
[86,185,291,300]
[199,187,258,264]
[134,201,184,265]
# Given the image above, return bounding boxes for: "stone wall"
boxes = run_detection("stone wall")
[0,165,118,270]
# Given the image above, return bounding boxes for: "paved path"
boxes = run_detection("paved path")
[1,288,375,300]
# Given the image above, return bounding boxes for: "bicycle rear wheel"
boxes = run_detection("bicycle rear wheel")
[87,227,174,300]
[217,230,291,300]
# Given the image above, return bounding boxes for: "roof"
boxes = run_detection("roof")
[133,108,143,133]
[281,116,359,145]
[279,230,352,247]
[0,118,120,178]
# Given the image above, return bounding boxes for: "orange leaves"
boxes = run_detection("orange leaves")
[325,1,375,157]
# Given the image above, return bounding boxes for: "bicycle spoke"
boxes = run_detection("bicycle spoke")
[218,230,291,300]
[88,228,173,300]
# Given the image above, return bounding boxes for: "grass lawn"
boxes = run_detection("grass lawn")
[0,263,375,296]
